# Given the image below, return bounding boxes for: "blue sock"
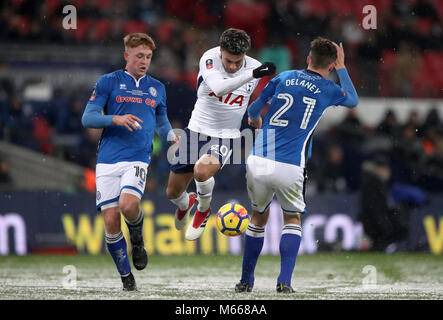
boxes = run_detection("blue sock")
[240,223,265,285]
[105,231,131,276]
[277,224,302,286]
[125,209,144,245]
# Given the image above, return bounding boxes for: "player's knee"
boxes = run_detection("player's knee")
[194,155,219,182]
[102,209,121,234]
[194,164,212,182]
[118,198,139,216]
[166,186,181,200]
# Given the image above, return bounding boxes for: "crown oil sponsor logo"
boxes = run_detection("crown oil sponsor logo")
[116,95,143,104]
[115,95,156,107]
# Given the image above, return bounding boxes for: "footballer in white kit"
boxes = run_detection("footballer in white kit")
[187,46,261,139]
[166,28,276,241]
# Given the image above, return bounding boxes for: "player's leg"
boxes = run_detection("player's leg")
[186,135,235,240]
[119,162,149,271]
[120,193,145,255]
[96,165,135,290]
[276,212,302,294]
[274,165,306,293]
[167,127,199,230]
[236,155,274,292]
[236,208,270,293]
[185,154,220,240]
[102,205,135,291]
[166,170,196,230]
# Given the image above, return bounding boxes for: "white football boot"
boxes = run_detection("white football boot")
[185,207,211,240]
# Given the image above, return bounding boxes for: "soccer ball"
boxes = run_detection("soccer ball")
[216,202,249,236]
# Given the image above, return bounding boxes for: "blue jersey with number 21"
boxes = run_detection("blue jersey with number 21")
[252,69,355,168]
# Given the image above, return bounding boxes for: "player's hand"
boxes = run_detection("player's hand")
[170,135,180,144]
[248,117,262,129]
[112,114,143,132]
[333,42,345,70]
[253,62,276,78]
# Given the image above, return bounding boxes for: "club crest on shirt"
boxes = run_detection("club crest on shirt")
[149,86,157,97]
[206,59,213,69]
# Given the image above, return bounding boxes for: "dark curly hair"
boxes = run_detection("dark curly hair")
[309,37,337,69]
[219,28,251,55]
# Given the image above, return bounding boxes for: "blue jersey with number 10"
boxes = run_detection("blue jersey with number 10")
[253,69,349,168]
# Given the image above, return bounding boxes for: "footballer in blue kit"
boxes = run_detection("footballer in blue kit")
[236,38,359,294]
[91,70,167,165]
[81,33,177,291]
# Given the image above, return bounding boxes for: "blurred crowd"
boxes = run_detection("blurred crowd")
[308,107,443,194]
[0,0,442,197]
[1,83,443,197]
[1,0,442,96]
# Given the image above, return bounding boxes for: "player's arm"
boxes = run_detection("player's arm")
[154,90,178,143]
[247,98,267,129]
[247,75,279,128]
[203,57,275,97]
[155,111,178,143]
[336,68,358,107]
[82,103,143,132]
[81,76,142,131]
[81,103,113,128]
[333,42,359,108]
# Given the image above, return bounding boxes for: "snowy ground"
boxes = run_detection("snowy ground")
[0,253,442,300]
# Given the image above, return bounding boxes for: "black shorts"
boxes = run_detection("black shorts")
[170,128,237,174]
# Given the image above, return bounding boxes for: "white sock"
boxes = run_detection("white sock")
[195,177,215,212]
[282,224,302,237]
[245,223,265,238]
[170,191,190,211]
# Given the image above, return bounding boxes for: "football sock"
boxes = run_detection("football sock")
[277,224,302,286]
[195,177,215,212]
[170,191,190,211]
[124,208,144,245]
[105,231,131,277]
[240,223,265,285]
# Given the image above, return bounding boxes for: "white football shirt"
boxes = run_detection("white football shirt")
[187,47,261,139]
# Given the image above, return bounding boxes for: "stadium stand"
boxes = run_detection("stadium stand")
[0,140,87,191]
[0,0,442,194]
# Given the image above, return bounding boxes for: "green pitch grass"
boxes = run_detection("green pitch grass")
[0,253,442,300]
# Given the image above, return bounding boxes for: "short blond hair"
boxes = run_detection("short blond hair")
[123,33,156,51]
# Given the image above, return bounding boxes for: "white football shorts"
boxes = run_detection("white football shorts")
[95,161,149,210]
[246,155,307,215]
